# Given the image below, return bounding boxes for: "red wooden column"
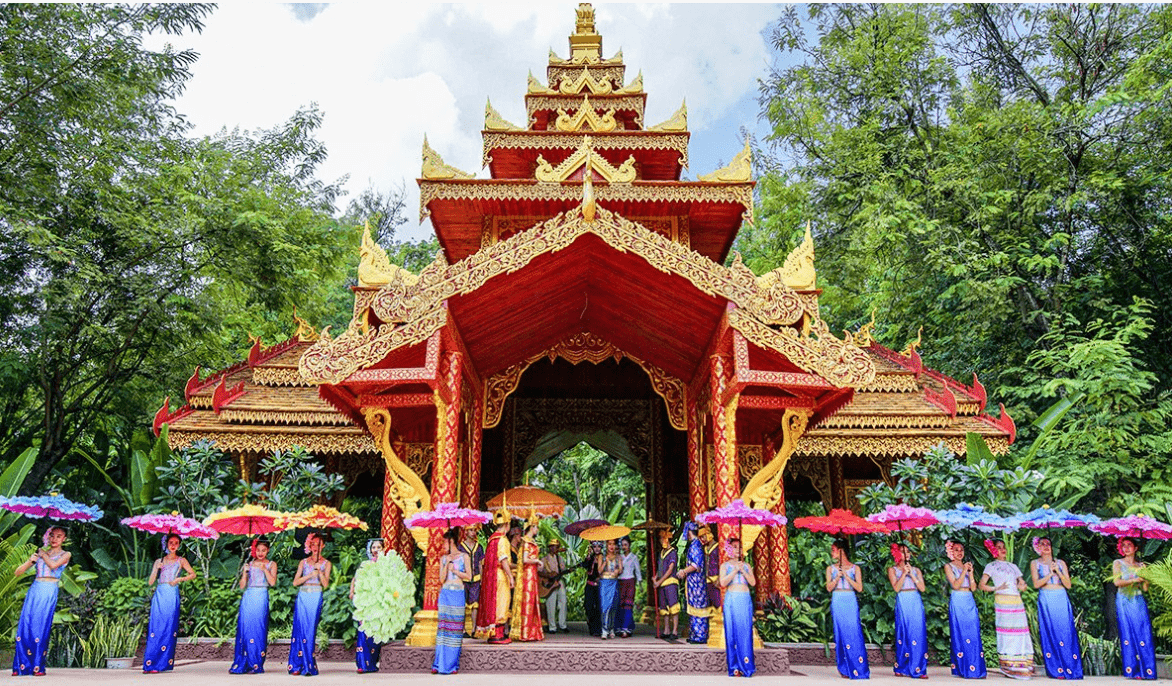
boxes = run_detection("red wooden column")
[686,392,705,518]
[753,440,776,599]
[422,351,463,614]
[708,355,739,539]
[462,392,483,509]
[771,492,791,596]
[381,468,411,568]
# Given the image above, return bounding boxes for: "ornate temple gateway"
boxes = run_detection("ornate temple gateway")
[155,4,1013,649]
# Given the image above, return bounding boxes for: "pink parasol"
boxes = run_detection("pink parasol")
[0,494,103,522]
[121,512,219,540]
[696,499,787,528]
[1090,514,1172,540]
[795,508,887,536]
[403,501,492,530]
[867,504,940,532]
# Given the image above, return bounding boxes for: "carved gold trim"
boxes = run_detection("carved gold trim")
[167,429,379,455]
[364,407,430,550]
[548,48,623,67]
[855,309,876,348]
[303,207,875,389]
[419,180,751,223]
[485,98,523,132]
[858,374,921,393]
[741,408,810,551]
[818,413,955,429]
[482,131,688,169]
[558,67,613,95]
[648,100,687,132]
[292,308,319,342]
[421,135,474,180]
[482,331,686,431]
[252,367,310,386]
[535,135,635,183]
[554,96,617,132]
[903,326,923,357]
[218,409,352,426]
[698,139,752,183]
[528,95,644,128]
[795,434,1011,457]
[548,65,625,92]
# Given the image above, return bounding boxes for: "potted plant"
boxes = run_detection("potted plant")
[81,614,144,669]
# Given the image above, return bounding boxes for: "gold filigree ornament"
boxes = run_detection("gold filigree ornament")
[615,70,643,95]
[559,66,613,95]
[291,306,320,342]
[740,408,811,551]
[534,135,635,184]
[554,95,617,133]
[481,131,688,170]
[698,138,752,183]
[902,326,923,357]
[648,99,687,132]
[855,309,877,348]
[362,407,430,550]
[757,221,816,292]
[299,205,876,389]
[358,221,422,289]
[484,98,523,132]
[421,135,473,181]
[527,71,557,95]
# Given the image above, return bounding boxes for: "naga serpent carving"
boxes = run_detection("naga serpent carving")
[740,408,811,551]
[363,407,431,550]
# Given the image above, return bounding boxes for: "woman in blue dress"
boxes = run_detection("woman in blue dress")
[720,537,756,677]
[143,534,197,673]
[1030,536,1083,679]
[827,538,869,679]
[597,538,624,640]
[11,526,70,677]
[433,528,471,674]
[352,538,384,673]
[289,532,331,676]
[887,543,927,678]
[230,538,275,675]
[943,540,988,679]
[1114,537,1156,680]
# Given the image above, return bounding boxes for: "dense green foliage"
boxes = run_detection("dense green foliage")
[744,2,1172,518]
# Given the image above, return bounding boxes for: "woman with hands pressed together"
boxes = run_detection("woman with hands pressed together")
[827,538,869,679]
[943,540,987,679]
[1030,537,1083,679]
[289,532,331,676]
[143,534,197,673]
[888,543,927,678]
[1113,537,1156,680]
[433,528,472,674]
[720,537,756,677]
[230,538,276,675]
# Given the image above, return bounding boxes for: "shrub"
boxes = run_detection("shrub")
[757,593,826,643]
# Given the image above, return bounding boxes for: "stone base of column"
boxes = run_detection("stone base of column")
[404,609,438,647]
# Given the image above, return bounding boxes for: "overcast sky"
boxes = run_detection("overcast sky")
[158,3,785,241]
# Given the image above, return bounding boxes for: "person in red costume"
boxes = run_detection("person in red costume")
[475,505,514,644]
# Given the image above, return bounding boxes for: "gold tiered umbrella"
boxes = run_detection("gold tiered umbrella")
[486,486,566,518]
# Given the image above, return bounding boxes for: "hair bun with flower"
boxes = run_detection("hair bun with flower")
[983,539,999,557]
[1031,536,1044,554]
[890,542,903,564]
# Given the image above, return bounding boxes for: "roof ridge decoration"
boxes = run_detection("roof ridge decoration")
[535,135,636,184]
[421,135,474,180]
[299,206,876,389]
[902,326,923,357]
[554,95,618,132]
[855,309,876,348]
[698,138,752,183]
[648,99,687,132]
[558,66,613,95]
[615,71,643,95]
[757,220,816,291]
[292,307,320,343]
[527,71,558,95]
[358,221,421,289]
[484,98,523,132]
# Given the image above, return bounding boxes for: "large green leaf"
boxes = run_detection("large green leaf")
[0,447,36,497]
[964,432,995,466]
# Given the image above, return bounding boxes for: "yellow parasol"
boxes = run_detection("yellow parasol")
[579,524,631,541]
[486,486,566,518]
[277,504,368,531]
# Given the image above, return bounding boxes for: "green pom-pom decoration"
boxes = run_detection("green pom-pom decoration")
[352,552,416,643]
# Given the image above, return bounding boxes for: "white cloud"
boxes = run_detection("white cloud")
[155,3,782,240]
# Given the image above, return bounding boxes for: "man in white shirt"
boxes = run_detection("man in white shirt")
[540,539,569,634]
[617,536,643,637]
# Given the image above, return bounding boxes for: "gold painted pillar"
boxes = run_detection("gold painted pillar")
[686,392,705,517]
[706,354,738,649]
[381,468,411,566]
[463,392,483,509]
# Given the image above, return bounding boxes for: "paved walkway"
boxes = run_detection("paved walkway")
[23,662,1147,684]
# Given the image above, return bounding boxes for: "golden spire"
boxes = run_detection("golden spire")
[855,309,876,348]
[569,3,602,63]
[421,135,474,180]
[756,220,816,292]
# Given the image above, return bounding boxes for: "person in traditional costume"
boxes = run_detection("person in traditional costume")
[1030,536,1083,679]
[351,538,383,673]
[541,539,569,634]
[943,540,988,679]
[979,538,1034,680]
[597,538,623,639]
[475,509,514,644]
[700,526,722,621]
[288,532,331,676]
[433,528,472,674]
[678,522,710,644]
[230,538,276,675]
[143,533,196,673]
[509,512,545,642]
[888,543,927,678]
[460,528,484,637]
[720,538,756,677]
[616,536,642,638]
[580,540,603,636]
[1113,537,1156,680]
[11,526,70,677]
[827,538,869,679]
[653,527,680,639]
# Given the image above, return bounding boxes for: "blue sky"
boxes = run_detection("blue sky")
[155,3,787,241]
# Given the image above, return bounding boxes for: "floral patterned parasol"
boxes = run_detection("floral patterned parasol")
[1016,506,1100,530]
[0,494,103,522]
[204,503,293,536]
[933,503,1022,533]
[403,502,492,530]
[1090,514,1172,540]
[794,508,886,536]
[696,499,787,527]
[866,504,940,532]
[122,512,219,539]
[277,504,368,531]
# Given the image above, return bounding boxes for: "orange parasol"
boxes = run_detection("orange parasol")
[486,486,566,518]
[579,524,631,541]
[277,504,368,531]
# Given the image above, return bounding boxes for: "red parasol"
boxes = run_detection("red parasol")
[866,504,940,533]
[403,502,492,530]
[204,504,293,536]
[1090,514,1172,540]
[795,508,887,536]
[121,512,219,540]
